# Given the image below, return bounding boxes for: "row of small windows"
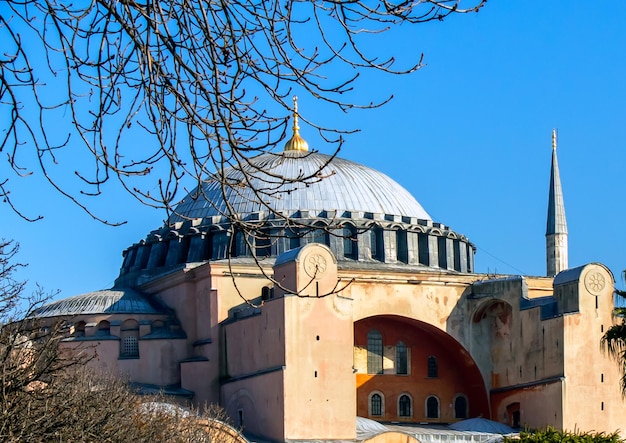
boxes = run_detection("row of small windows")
[366,330,438,377]
[122,225,473,274]
[70,319,142,358]
[369,393,468,419]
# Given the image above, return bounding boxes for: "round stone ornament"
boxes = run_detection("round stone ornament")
[303,253,328,279]
[584,271,606,296]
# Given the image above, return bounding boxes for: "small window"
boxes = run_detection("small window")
[152,320,165,331]
[287,228,300,250]
[396,341,408,375]
[261,286,271,301]
[399,394,412,417]
[396,230,408,263]
[426,396,439,419]
[371,227,384,261]
[312,227,329,246]
[343,226,358,259]
[73,321,86,337]
[96,320,110,336]
[367,330,383,374]
[255,229,272,258]
[454,395,468,419]
[427,355,438,378]
[237,409,244,428]
[120,319,139,358]
[370,393,383,416]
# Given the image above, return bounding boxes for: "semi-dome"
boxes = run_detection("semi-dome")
[170,150,431,223]
[34,288,171,317]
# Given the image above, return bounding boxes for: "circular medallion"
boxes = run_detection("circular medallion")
[304,254,328,279]
[584,271,606,296]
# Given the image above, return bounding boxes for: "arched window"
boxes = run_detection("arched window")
[454,395,468,419]
[309,224,329,247]
[398,394,412,417]
[120,319,139,358]
[96,320,110,336]
[367,330,383,374]
[286,227,300,250]
[396,230,408,263]
[427,355,438,378]
[396,341,408,375]
[72,321,86,337]
[261,286,271,301]
[152,320,165,331]
[343,226,358,259]
[369,392,384,416]
[255,229,272,258]
[370,226,384,261]
[426,396,439,419]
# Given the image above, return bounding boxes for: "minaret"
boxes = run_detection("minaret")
[546,129,568,276]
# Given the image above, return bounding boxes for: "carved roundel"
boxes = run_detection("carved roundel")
[584,271,606,296]
[303,253,328,279]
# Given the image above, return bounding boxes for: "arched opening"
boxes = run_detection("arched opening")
[426,396,439,419]
[72,321,86,337]
[454,395,468,419]
[370,226,384,261]
[398,394,412,417]
[343,225,358,260]
[428,355,438,378]
[255,229,272,258]
[96,320,110,336]
[396,229,408,264]
[355,315,489,422]
[507,402,521,428]
[369,392,384,417]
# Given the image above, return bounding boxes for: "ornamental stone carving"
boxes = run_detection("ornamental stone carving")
[584,270,606,296]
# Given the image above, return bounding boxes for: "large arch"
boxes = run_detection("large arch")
[354,315,489,423]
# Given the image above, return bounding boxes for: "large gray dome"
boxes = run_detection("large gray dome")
[116,147,475,287]
[170,150,431,222]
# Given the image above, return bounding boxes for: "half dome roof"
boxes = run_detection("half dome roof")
[170,150,431,223]
[34,288,170,317]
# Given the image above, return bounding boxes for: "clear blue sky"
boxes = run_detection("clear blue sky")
[4,1,626,299]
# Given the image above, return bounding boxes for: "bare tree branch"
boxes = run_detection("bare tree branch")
[1,0,485,224]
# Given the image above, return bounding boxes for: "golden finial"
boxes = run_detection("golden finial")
[284,96,309,152]
[552,129,557,151]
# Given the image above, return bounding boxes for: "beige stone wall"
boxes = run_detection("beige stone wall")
[282,293,355,440]
[560,264,625,432]
[222,297,286,378]
[491,381,564,429]
[221,370,285,441]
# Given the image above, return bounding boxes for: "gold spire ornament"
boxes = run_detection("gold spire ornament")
[284,96,309,152]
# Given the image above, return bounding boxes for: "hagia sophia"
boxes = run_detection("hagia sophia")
[36,102,625,441]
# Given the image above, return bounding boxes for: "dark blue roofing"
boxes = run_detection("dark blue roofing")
[35,288,170,317]
[169,151,431,223]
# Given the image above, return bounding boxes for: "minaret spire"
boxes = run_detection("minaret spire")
[546,129,568,276]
